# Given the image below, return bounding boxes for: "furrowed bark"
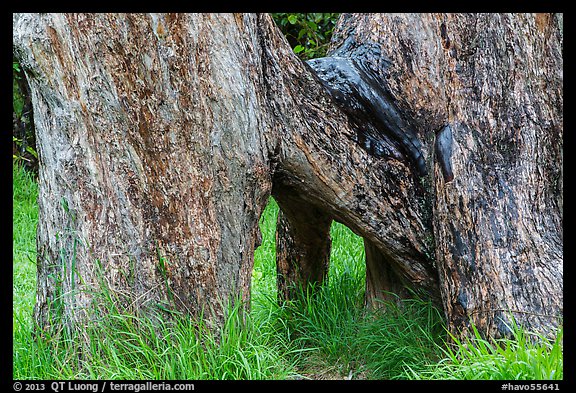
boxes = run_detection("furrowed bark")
[14,13,275,328]
[329,13,563,338]
[14,12,562,341]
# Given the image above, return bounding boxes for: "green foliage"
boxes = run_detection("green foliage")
[272,13,340,59]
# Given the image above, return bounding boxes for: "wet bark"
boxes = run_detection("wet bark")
[13,13,562,339]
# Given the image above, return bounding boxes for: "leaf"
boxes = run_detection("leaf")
[25,146,38,159]
[293,45,305,54]
[288,14,298,25]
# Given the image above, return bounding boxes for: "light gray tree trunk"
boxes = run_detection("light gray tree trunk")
[13,12,562,340]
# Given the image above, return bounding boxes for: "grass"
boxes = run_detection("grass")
[410,322,564,380]
[13,163,39,376]
[13,163,563,380]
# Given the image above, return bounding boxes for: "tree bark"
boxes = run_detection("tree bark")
[13,13,562,340]
[327,13,563,338]
[274,194,332,301]
[14,13,277,328]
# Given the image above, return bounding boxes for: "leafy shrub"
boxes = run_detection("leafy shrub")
[272,13,340,59]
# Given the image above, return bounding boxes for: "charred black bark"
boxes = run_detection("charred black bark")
[434,124,454,183]
[306,57,426,177]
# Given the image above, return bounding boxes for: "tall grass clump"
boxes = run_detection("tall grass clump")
[264,217,445,379]
[15,276,297,379]
[358,296,446,379]
[13,177,296,380]
[409,320,563,380]
[76,292,296,380]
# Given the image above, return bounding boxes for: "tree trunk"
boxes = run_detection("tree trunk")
[326,13,563,338]
[13,13,278,328]
[274,194,332,301]
[13,13,562,340]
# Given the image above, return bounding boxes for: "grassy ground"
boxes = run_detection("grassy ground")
[13,164,563,380]
[13,163,40,375]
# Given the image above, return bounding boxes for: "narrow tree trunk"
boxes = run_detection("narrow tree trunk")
[13,12,562,340]
[274,193,332,301]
